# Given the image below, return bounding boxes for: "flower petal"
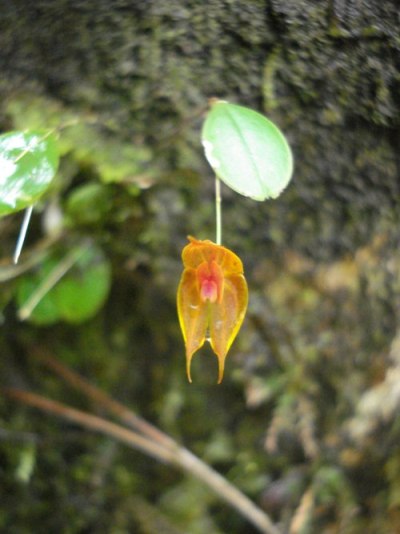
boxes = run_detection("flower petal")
[209,273,248,383]
[177,267,208,382]
[177,236,248,383]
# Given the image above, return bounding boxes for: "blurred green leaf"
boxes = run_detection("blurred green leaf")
[65,182,113,225]
[15,443,36,484]
[202,101,293,200]
[55,246,112,323]
[17,256,62,325]
[16,245,112,325]
[0,130,59,216]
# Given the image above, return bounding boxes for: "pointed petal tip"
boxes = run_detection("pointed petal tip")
[186,358,193,383]
[217,357,225,384]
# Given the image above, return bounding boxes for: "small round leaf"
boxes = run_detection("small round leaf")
[0,130,59,216]
[16,257,62,325]
[202,101,293,201]
[54,247,112,323]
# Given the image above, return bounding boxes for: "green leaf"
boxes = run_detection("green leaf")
[54,247,112,323]
[0,130,59,216]
[16,256,62,325]
[201,101,293,201]
[65,183,113,225]
[16,245,112,325]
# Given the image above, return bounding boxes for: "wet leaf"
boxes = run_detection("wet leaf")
[202,101,293,200]
[0,130,59,216]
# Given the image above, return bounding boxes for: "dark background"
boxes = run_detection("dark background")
[1,1,400,532]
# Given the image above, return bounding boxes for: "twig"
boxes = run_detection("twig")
[3,389,175,464]
[34,349,174,449]
[175,446,280,534]
[17,244,88,321]
[0,234,59,282]
[9,350,281,534]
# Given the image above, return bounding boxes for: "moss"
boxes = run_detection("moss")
[5,95,156,187]
[1,1,400,532]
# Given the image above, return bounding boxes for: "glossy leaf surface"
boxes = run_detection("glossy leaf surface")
[177,237,248,383]
[0,130,59,216]
[202,101,293,201]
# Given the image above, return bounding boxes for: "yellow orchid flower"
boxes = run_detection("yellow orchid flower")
[177,236,248,383]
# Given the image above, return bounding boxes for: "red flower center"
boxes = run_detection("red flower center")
[200,278,218,303]
[197,260,223,303]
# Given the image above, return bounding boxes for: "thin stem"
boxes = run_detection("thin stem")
[13,205,34,264]
[5,383,280,534]
[35,349,174,449]
[18,244,89,321]
[215,175,222,245]
[0,234,60,282]
[29,349,280,534]
[175,447,280,534]
[3,389,175,464]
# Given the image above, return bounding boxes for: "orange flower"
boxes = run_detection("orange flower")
[177,236,248,383]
